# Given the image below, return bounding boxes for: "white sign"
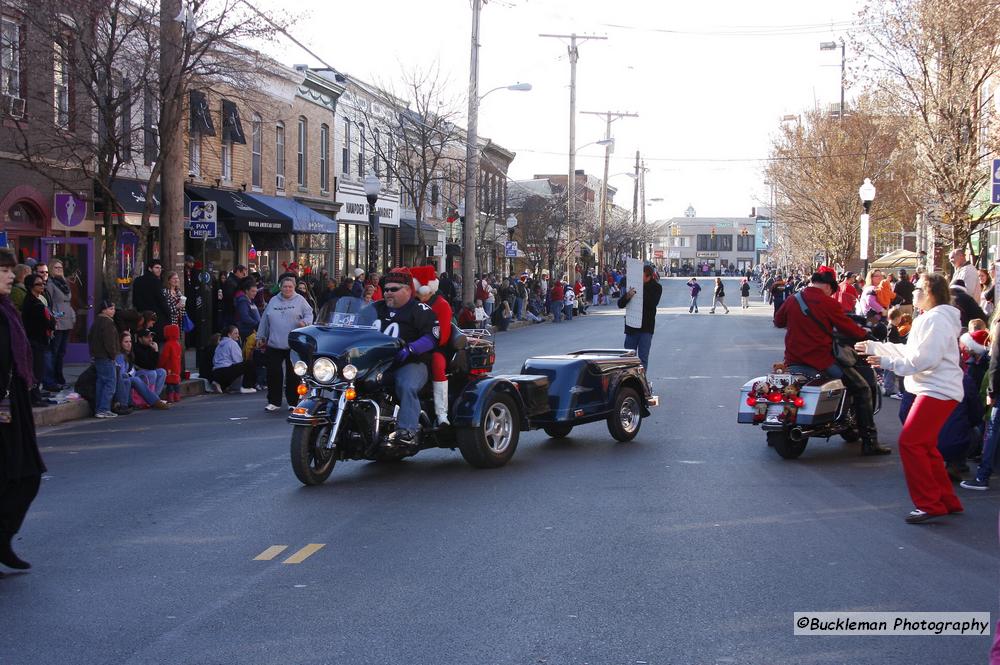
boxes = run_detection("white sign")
[336,190,400,227]
[625,257,643,329]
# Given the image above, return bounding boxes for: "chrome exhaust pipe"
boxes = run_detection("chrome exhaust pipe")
[789,427,806,442]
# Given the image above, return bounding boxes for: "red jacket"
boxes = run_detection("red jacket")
[158,323,183,384]
[428,293,453,347]
[773,286,867,370]
[833,281,858,313]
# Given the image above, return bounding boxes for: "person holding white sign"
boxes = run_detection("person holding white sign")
[617,264,662,369]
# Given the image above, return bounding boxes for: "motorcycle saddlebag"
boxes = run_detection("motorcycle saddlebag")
[794,377,847,426]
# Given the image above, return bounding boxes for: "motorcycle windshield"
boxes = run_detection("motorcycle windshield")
[289,314,400,374]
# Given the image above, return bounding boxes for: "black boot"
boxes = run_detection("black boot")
[0,533,31,570]
[861,437,892,456]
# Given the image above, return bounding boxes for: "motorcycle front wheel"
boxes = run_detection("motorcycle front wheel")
[290,424,336,485]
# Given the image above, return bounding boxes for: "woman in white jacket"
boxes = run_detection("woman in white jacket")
[856,273,964,524]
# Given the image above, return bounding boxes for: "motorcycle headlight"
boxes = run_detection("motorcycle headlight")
[312,357,337,383]
[341,364,358,381]
[293,361,308,377]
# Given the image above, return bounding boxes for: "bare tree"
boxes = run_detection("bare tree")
[12,0,286,300]
[765,102,919,268]
[856,0,1000,259]
[360,65,465,262]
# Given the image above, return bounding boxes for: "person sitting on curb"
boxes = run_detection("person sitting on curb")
[132,328,167,399]
[114,331,169,411]
[211,325,257,394]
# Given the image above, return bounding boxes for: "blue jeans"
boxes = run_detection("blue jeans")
[394,362,428,432]
[689,296,699,312]
[552,301,563,323]
[564,303,574,321]
[484,301,494,318]
[976,406,1000,482]
[135,368,166,396]
[514,297,525,320]
[94,358,116,413]
[624,332,653,368]
[45,329,69,386]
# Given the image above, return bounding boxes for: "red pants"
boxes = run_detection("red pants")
[431,350,447,382]
[898,395,963,515]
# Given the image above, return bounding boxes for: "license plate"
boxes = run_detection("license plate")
[768,373,794,387]
[765,404,784,423]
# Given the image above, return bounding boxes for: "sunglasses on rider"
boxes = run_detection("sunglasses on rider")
[383,286,406,293]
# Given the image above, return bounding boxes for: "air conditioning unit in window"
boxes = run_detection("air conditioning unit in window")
[9,96,25,120]
[276,174,285,190]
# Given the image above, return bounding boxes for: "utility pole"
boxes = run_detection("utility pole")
[581,109,637,272]
[462,0,482,304]
[632,149,640,230]
[839,37,845,121]
[159,0,185,276]
[640,158,647,260]
[540,33,606,278]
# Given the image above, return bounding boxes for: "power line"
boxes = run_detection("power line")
[510,148,871,163]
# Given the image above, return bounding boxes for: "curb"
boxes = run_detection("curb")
[32,378,207,428]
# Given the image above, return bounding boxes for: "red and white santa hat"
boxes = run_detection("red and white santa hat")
[410,265,439,296]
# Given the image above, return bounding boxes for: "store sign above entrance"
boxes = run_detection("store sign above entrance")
[52,192,94,232]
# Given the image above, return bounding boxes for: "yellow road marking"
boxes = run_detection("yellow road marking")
[282,543,325,564]
[253,545,288,561]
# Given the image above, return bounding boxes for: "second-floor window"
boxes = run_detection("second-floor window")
[53,38,70,127]
[221,140,232,181]
[697,234,733,251]
[342,119,351,176]
[319,123,329,191]
[373,129,380,177]
[251,115,262,188]
[737,233,755,252]
[358,125,366,177]
[297,117,307,187]
[188,136,200,177]
[275,122,285,190]
[1,17,19,98]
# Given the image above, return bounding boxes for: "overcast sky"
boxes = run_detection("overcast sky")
[251,0,862,221]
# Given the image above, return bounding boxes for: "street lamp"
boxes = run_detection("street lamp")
[820,38,846,120]
[462,81,532,303]
[506,213,517,277]
[858,177,876,275]
[546,226,557,280]
[364,173,381,276]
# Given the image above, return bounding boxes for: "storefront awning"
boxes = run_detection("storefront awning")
[246,193,337,234]
[97,178,163,227]
[185,185,292,233]
[400,217,442,245]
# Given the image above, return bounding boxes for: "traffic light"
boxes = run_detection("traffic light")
[710,226,717,239]
[671,225,678,237]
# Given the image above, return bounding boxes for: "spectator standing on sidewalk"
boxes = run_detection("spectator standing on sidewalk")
[158,324,183,403]
[709,277,730,314]
[88,299,119,418]
[550,279,564,323]
[0,247,46,571]
[686,277,702,314]
[962,315,1000,491]
[20,275,55,407]
[257,276,313,412]
[44,259,74,390]
[857,273,965,524]
[834,272,858,313]
[234,280,261,340]
[740,278,751,309]
[9,264,30,312]
[950,248,981,304]
[132,261,170,341]
[617,265,663,368]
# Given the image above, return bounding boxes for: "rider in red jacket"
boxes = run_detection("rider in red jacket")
[411,265,453,426]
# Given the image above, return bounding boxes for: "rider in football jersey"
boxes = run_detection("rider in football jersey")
[370,267,437,449]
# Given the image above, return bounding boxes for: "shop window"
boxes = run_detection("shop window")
[275,122,285,190]
[319,123,329,191]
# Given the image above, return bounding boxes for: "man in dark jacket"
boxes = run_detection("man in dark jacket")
[617,265,663,368]
[88,300,120,418]
[950,281,986,327]
[131,260,170,337]
[221,265,247,328]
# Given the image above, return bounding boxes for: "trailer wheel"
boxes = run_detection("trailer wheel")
[607,387,643,442]
[457,393,520,468]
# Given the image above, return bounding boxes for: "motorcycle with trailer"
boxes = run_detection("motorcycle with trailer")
[286,314,659,485]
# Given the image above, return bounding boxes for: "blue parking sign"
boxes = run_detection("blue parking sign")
[993,159,1000,203]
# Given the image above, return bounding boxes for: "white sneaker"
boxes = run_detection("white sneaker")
[95,410,118,419]
[211,381,223,394]
[239,387,257,394]
[265,403,280,412]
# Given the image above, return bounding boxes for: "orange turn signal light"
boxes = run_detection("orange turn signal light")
[292,407,308,415]
[296,383,308,397]
[345,387,357,401]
